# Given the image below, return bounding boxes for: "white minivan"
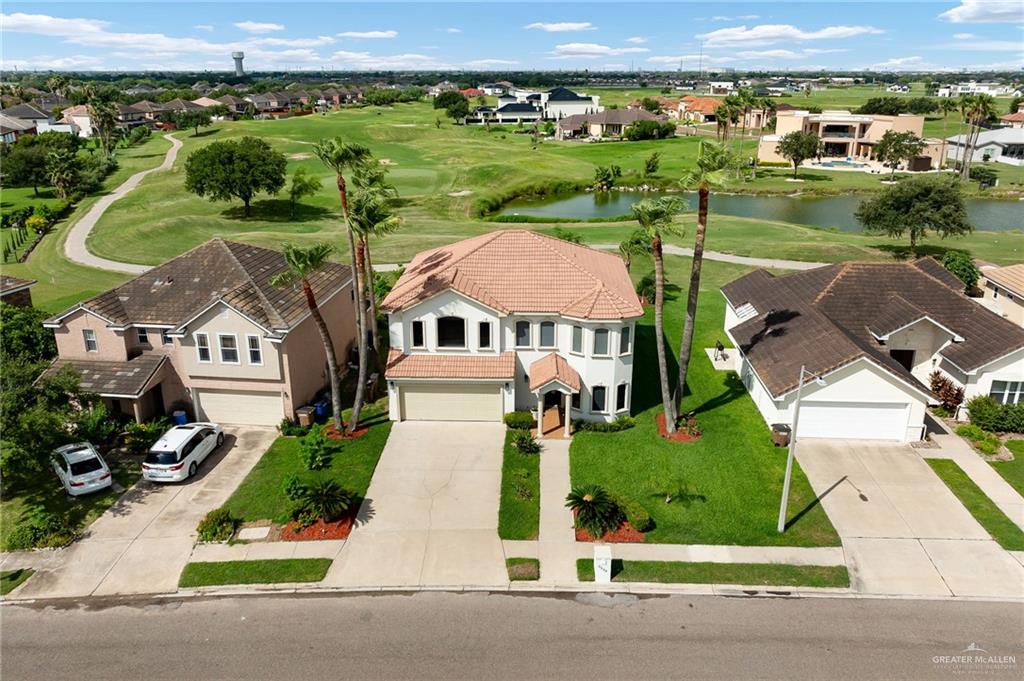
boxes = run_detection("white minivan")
[142,422,224,483]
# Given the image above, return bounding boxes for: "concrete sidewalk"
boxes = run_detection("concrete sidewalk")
[190,539,345,562]
[926,434,1024,532]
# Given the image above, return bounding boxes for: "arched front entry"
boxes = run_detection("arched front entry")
[534,384,574,439]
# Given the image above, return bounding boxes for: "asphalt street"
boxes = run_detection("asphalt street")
[2,592,1022,680]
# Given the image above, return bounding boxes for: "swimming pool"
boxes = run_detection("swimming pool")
[820,160,869,168]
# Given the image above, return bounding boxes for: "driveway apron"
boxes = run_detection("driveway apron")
[326,422,507,587]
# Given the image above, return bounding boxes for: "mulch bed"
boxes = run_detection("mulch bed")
[280,515,354,541]
[575,520,645,543]
[323,422,370,440]
[656,411,701,442]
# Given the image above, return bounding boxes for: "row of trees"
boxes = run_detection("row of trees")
[0,132,119,200]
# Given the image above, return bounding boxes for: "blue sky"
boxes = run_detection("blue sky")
[2,1,1021,72]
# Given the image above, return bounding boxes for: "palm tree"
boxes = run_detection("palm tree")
[735,88,756,140]
[270,243,344,430]
[348,187,402,353]
[617,228,649,273]
[955,94,975,175]
[675,142,732,418]
[631,197,685,433]
[960,94,997,180]
[89,99,119,158]
[314,137,373,434]
[350,163,398,352]
[45,75,67,98]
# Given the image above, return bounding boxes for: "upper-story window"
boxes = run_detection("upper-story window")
[83,329,97,353]
[161,330,173,346]
[593,328,610,356]
[137,327,150,345]
[571,326,583,355]
[437,316,466,348]
[619,326,632,355]
[539,321,556,348]
[195,333,212,363]
[247,335,263,365]
[515,321,531,348]
[218,334,239,364]
[411,320,425,348]
[478,321,492,349]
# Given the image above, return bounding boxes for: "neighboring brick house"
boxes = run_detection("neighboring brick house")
[0,275,37,307]
[40,239,357,426]
[381,230,642,437]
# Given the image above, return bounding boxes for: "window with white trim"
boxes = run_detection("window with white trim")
[161,330,173,346]
[83,329,97,352]
[619,326,632,355]
[411,321,425,348]
[616,383,629,412]
[539,321,556,348]
[137,327,149,345]
[593,328,610,356]
[437,316,467,348]
[218,334,239,364]
[571,326,583,355]
[989,380,1022,405]
[247,335,263,365]
[591,386,607,413]
[515,321,531,348]
[195,333,211,363]
[478,321,492,349]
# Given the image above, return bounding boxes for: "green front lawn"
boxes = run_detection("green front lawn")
[570,256,840,547]
[995,441,1024,497]
[927,459,1024,551]
[178,559,331,588]
[1,569,34,596]
[222,403,391,523]
[0,457,141,552]
[576,559,849,588]
[498,429,540,540]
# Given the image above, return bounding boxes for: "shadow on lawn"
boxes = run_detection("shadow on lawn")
[870,243,969,262]
[691,371,746,416]
[222,200,335,222]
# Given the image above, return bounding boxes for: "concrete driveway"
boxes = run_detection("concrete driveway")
[10,427,276,599]
[797,440,1024,599]
[325,421,508,587]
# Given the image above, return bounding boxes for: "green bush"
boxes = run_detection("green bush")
[503,411,534,429]
[967,396,1024,433]
[300,427,337,471]
[565,484,624,539]
[72,404,118,445]
[123,417,171,453]
[282,474,304,502]
[278,418,309,437]
[6,510,74,550]
[196,508,237,542]
[573,415,636,433]
[610,493,652,532]
[511,430,541,455]
[292,479,355,524]
[955,424,1002,455]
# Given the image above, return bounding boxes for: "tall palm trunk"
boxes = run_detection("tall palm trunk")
[675,182,710,415]
[302,279,343,430]
[652,236,677,433]
[362,235,380,352]
[336,176,368,433]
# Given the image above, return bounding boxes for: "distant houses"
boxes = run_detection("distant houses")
[465,86,602,125]
[556,109,665,141]
[946,128,1024,167]
[937,81,1013,98]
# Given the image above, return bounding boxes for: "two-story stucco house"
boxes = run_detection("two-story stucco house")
[721,258,1024,442]
[979,263,1024,327]
[40,239,356,426]
[380,230,643,436]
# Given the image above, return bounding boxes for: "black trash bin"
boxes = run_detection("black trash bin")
[771,423,791,447]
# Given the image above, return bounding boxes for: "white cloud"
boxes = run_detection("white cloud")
[551,42,649,57]
[466,58,519,67]
[1,12,109,36]
[736,49,803,59]
[443,27,461,33]
[329,50,444,69]
[646,54,735,65]
[255,36,335,47]
[234,21,284,34]
[194,24,214,32]
[625,36,647,44]
[711,15,761,22]
[953,32,977,38]
[698,23,883,47]
[939,1,1024,24]
[944,39,1024,50]
[525,22,596,32]
[337,30,398,39]
[1,54,105,70]
[872,56,926,69]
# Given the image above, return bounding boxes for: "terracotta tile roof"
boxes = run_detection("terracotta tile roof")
[1000,112,1024,123]
[722,258,1024,397]
[681,95,723,115]
[528,353,581,391]
[0,275,37,295]
[46,239,352,335]
[39,354,166,397]
[385,350,515,380]
[381,230,642,320]
[984,263,1024,298]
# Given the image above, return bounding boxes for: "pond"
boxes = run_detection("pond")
[499,190,1023,232]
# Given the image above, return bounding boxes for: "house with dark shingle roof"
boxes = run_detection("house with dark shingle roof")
[0,275,37,307]
[980,263,1024,328]
[41,239,356,426]
[380,230,642,435]
[721,258,1024,442]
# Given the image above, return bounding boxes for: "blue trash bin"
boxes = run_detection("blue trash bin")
[172,410,188,425]
[314,400,329,418]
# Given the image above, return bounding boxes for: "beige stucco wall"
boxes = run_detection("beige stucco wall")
[772,113,805,136]
[887,318,953,384]
[53,309,129,361]
[982,280,1024,327]
[177,303,283,381]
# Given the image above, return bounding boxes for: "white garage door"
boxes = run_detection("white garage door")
[195,389,284,426]
[798,401,908,441]
[400,383,502,421]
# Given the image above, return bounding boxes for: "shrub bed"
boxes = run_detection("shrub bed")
[196,508,238,542]
[966,396,1024,433]
[955,424,1002,456]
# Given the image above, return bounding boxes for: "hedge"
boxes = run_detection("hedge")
[967,396,1024,434]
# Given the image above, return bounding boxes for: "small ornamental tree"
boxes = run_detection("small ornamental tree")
[775,130,820,179]
[287,167,322,217]
[184,137,286,216]
[433,90,464,110]
[941,251,981,293]
[176,109,213,137]
[874,130,926,178]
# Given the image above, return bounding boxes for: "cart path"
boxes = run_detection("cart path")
[589,243,828,270]
[64,134,182,275]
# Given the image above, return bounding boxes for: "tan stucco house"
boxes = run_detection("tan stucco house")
[980,263,1024,327]
[40,239,356,426]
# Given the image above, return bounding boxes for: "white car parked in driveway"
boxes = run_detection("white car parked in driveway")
[142,422,225,483]
[51,443,113,496]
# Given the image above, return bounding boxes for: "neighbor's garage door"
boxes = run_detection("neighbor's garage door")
[400,383,502,421]
[798,401,908,441]
[195,389,284,426]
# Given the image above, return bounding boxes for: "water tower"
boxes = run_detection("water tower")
[232,51,245,76]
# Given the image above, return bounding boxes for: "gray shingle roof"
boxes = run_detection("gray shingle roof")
[40,354,166,397]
